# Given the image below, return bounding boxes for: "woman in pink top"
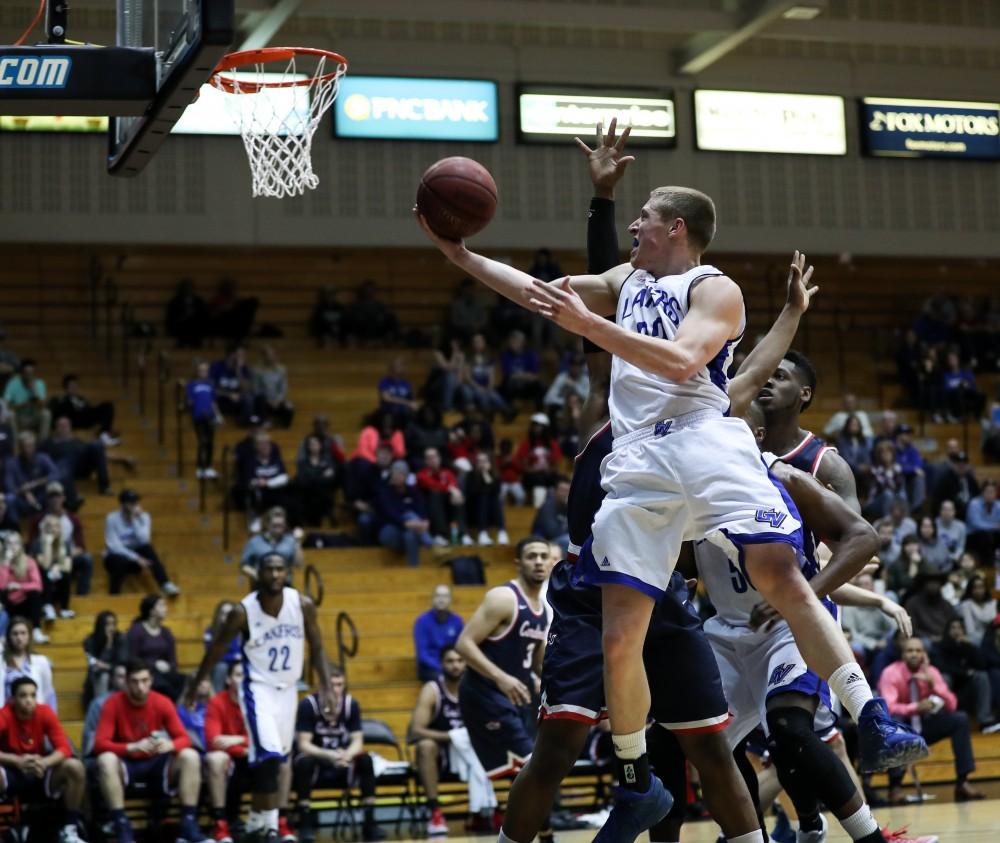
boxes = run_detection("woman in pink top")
[350,411,406,463]
[0,533,46,642]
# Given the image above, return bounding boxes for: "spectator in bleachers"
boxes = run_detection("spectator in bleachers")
[413,585,464,682]
[552,393,583,459]
[874,521,901,569]
[542,355,589,419]
[933,617,1000,733]
[253,345,294,429]
[176,676,212,752]
[0,676,86,842]
[239,505,303,582]
[458,333,511,419]
[936,499,967,566]
[865,439,909,520]
[295,434,339,526]
[934,449,980,520]
[405,405,450,468]
[446,417,494,479]
[916,516,951,573]
[297,415,345,466]
[0,400,16,460]
[983,401,1000,462]
[127,594,186,702]
[3,617,55,704]
[840,573,898,665]
[237,431,292,525]
[941,350,985,421]
[203,601,241,693]
[82,663,126,757]
[871,409,899,450]
[466,451,508,547]
[531,476,570,554]
[185,360,221,481]
[345,279,400,346]
[26,482,92,596]
[5,431,59,520]
[48,373,118,446]
[348,411,405,491]
[103,489,179,596]
[165,278,209,348]
[379,357,419,423]
[83,610,128,706]
[204,661,251,843]
[310,284,346,347]
[0,338,18,390]
[0,538,47,643]
[2,359,50,439]
[376,460,432,567]
[346,443,394,545]
[210,345,254,426]
[417,447,470,547]
[834,415,873,485]
[31,514,75,622]
[876,498,917,546]
[905,569,957,644]
[513,414,563,509]
[894,423,926,511]
[448,277,489,344]
[293,667,381,843]
[823,393,874,439]
[960,576,997,647]
[879,637,984,804]
[426,338,466,412]
[950,550,980,602]
[966,479,1000,564]
[526,248,563,345]
[94,659,205,843]
[497,438,525,507]
[885,535,923,603]
[41,416,116,502]
[499,330,545,410]
[208,277,258,342]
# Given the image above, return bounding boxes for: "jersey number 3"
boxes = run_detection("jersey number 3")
[268,645,291,672]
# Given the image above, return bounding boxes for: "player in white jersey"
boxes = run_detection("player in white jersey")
[192,553,333,843]
[417,181,925,843]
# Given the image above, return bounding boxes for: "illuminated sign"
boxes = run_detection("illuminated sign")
[694,89,846,155]
[333,76,498,141]
[861,97,1000,159]
[517,85,674,145]
[0,114,106,132]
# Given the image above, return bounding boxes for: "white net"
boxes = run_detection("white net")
[213,53,346,199]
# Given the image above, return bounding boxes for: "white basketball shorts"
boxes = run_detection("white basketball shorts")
[588,412,801,597]
[240,680,298,765]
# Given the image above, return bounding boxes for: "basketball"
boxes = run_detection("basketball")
[416,157,498,241]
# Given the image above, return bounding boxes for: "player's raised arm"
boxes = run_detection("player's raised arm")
[189,604,247,702]
[728,251,818,417]
[414,210,626,318]
[454,587,529,705]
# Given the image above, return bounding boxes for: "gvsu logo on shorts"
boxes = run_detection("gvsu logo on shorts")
[0,56,72,89]
[768,663,795,686]
[754,508,787,528]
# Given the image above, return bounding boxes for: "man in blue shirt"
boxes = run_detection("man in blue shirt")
[186,361,220,480]
[209,346,253,425]
[966,480,1000,565]
[894,423,926,512]
[413,585,464,681]
[239,506,303,583]
[376,461,432,567]
[499,330,545,410]
[4,431,59,520]
[378,358,418,423]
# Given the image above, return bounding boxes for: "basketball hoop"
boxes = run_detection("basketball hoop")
[210,47,348,199]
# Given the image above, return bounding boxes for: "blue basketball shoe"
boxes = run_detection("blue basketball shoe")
[857,697,929,773]
[593,774,673,843]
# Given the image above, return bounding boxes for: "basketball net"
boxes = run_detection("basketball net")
[212,52,347,199]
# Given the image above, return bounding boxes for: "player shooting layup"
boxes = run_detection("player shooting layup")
[416,170,926,842]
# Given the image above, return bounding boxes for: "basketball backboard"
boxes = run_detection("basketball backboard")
[0,0,233,175]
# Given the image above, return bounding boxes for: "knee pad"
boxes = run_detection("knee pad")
[766,705,816,755]
[251,756,283,794]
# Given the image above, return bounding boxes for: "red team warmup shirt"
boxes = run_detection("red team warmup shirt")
[93,690,191,758]
[0,702,72,757]
[204,690,248,759]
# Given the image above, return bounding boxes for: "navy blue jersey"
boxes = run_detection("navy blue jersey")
[567,421,613,559]
[428,677,463,732]
[778,431,835,479]
[468,582,549,691]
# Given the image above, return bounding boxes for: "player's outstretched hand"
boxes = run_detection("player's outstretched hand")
[413,208,466,262]
[497,672,531,706]
[879,598,913,639]
[526,277,593,337]
[786,250,818,314]
[575,118,636,197]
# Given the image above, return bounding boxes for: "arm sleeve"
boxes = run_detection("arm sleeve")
[105,515,139,561]
[165,628,178,670]
[93,696,131,757]
[584,197,621,354]
[42,707,72,757]
[204,697,222,748]
[414,616,437,671]
[41,656,56,712]
[134,513,152,546]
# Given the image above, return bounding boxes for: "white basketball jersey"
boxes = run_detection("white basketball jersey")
[608,265,744,437]
[241,587,306,690]
[694,538,763,627]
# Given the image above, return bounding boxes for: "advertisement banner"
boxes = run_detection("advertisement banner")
[518,86,674,145]
[861,97,1000,159]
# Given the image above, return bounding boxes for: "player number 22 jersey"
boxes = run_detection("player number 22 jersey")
[608,265,744,437]
[241,587,305,690]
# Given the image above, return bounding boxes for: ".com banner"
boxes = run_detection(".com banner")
[862,97,1000,159]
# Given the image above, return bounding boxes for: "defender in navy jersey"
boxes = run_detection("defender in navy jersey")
[455,538,552,781]
[192,554,333,843]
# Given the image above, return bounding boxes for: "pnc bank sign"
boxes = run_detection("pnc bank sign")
[334,76,498,141]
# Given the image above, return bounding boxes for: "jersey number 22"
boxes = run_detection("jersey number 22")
[268,645,291,672]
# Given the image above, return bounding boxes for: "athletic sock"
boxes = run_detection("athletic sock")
[727,833,763,843]
[612,728,651,792]
[211,806,226,822]
[261,808,279,831]
[246,810,263,832]
[181,806,198,823]
[840,803,881,841]
[498,830,523,843]
[828,663,874,722]
[427,797,439,810]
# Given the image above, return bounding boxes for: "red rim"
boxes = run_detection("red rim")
[211,47,348,94]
